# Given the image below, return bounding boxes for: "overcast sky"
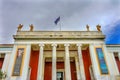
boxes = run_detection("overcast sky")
[0,0,120,44]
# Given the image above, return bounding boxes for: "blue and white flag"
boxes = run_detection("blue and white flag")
[54,16,60,25]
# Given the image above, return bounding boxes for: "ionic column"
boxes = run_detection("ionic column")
[37,43,44,80]
[75,57,81,80]
[52,43,57,80]
[64,43,71,80]
[77,44,85,80]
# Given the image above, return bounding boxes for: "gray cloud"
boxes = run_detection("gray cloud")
[1,0,120,43]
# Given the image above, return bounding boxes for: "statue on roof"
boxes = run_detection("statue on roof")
[17,24,23,31]
[96,24,101,32]
[29,24,34,31]
[86,24,90,31]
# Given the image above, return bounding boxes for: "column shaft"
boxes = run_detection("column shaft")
[64,44,71,80]
[37,43,44,80]
[75,57,81,80]
[52,43,57,80]
[77,44,85,80]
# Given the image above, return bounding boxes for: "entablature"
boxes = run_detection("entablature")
[13,31,105,40]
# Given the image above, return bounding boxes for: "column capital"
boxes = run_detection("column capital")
[51,43,57,47]
[76,43,82,47]
[64,43,70,47]
[39,43,44,47]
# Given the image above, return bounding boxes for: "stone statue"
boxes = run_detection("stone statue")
[86,24,90,31]
[29,24,34,31]
[17,24,23,31]
[96,24,101,31]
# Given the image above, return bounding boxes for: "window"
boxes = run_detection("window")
[96,48,109,74]
[13,48,25,76]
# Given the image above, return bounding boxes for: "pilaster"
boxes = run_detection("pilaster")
[7,44,17,77]
[1,53,11,72]
[21,44,31,80]
[102,44,113,75]
[89,43,100,79]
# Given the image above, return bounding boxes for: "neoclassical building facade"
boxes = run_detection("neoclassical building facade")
[0,25,120,80]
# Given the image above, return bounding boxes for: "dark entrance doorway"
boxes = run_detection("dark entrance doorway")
[57,72,64,80]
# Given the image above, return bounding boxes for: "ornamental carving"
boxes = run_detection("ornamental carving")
[29,24,34,31]
[86,25,90,31]
[96,24,101,32]
[17,24,23,31]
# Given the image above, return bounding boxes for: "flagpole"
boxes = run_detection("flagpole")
[60,19,61,31]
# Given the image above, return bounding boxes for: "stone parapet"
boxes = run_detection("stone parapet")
[13,31,105,40]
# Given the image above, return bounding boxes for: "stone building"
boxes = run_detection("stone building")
[0,25,120,80]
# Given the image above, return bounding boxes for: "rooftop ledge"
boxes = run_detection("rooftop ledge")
[13,31,105,40]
